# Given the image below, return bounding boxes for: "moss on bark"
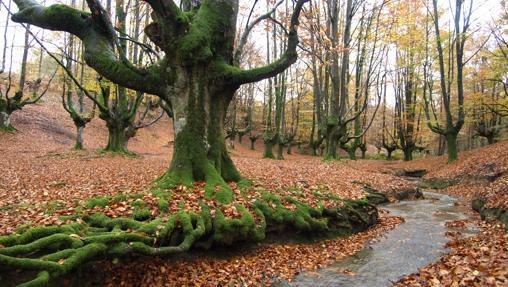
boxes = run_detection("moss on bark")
[103,126,131,155]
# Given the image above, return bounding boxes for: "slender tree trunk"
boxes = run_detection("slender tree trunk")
[229,133,236,149]
[347,148,356,160]
[403,147,413,161]
[0,111,12,130]
[250,138,256,150]
[325,131,338,160]
[18,24,31,92]
[74,125,84,150]
[1,0,11,72]
[277,140,284,159]
[438,135,445,156]
[387,150,393,160]
[446,132,458,163]
[486,134,495,145]
[287,143,292,155]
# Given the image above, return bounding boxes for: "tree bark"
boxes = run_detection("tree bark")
[446,132,458,163]
[104,125,129,153]
[74,125,84,150]
[156,72,241,203]
[487,135,495,145]
[277,141,284,160]
[250,136,257,150]
[0,111,12,130]
[403,147,413,161]
[263,136,276,159]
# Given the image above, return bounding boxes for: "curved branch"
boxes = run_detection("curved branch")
[233,0,284,65]
[225,0,309,86]
[135,108,164,129]
[11,0,164,96]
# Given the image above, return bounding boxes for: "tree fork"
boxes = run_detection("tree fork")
[11,0,310,190]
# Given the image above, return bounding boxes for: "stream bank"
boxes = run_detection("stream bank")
[276,192,478,287]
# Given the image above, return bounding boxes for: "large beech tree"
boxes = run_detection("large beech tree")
[12,0,309,202]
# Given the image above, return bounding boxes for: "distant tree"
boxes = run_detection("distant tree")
[0,24,55,131]
[423,0,472,162]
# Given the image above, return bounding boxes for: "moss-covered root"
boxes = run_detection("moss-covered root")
[155,162,235,204]
[0,194,380,286]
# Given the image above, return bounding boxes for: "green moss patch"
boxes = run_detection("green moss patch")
[418,178,458,190]
[84,197,111,209]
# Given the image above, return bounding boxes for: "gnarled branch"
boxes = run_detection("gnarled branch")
[224,0,309,86]
[11,0,164,96]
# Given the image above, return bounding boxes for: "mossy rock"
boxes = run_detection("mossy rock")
[418,178,457,190]
[394,169,427,178]
[365,192,389,205]
[354,182,389,205]
[394,188,423,201]
[471,196,507,232]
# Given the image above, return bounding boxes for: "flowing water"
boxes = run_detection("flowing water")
[276,191,478,287]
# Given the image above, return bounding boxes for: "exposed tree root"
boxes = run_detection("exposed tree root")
[0,193,380,286]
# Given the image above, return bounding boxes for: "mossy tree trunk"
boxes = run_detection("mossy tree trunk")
[263,133,276,159]
[96,82,141,154]
[324,121,339,160]
[63,93,94,150]
[0,110,12,130]
[277,141,284,159]
[238,130,245,144]
[157,74,242,202]
[12,0,309,202]
[345,146,356,160]
[74,125,84,149]
[486,134,495,145]
[446,132,458,163]
[422,0,468,163]
[360,143,367,159]
[105,124,129,152]
[402,146,414,161]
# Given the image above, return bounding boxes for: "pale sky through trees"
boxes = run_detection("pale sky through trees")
[0,0,502,78]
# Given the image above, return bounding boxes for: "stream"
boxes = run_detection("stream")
[276,191,478,287]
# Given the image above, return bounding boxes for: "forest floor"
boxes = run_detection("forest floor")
[0,95,507,286]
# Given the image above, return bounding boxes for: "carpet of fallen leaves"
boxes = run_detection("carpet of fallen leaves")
[395,220,508,287]
[98,215,404,287]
